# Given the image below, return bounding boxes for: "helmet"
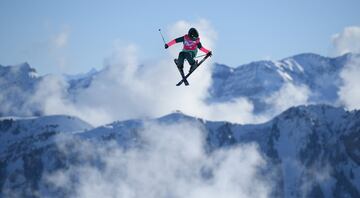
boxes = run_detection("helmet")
[188,28,199,41]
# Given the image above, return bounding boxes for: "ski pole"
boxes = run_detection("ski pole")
[195,54,207,59]
[158,29,166,44]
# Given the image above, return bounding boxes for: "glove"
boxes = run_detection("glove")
[165,44,169,49]
[207,51,212,56]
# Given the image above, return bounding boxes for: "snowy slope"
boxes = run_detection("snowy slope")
[0,115,92,160]
[75,105,360,197]
[229,105,360,197]
[65,68,98,91]
[1,105,359,197]
[0,115,93,152]
[0,115,92,197]
[209,53,355,113]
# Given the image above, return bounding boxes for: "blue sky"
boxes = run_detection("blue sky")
[1,0,359,74]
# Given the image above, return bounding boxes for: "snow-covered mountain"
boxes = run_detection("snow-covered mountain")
[0,53,356,117]
[0,63,41,116]
[1,53,359,197]
[0,115,92,197]
[210,53,356,113]
[0,105,359,197]
[65,68,98,90]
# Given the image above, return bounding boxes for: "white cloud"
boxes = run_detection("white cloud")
[332,26,360,55]
[52,27,70,49]
[26,19,266,126]
[0,85,32,116]
[332,26,360,110]
[265,83,310,115]
[201,98,268,124]
[338,56,360,110]
[28,75,112,125]
[45,121,271,198]
[49,26,71,72]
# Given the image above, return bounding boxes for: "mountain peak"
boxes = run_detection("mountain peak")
[289,52,325,60]
[0,62,38,77]
[17,62,31,68]
[12,62,34,72]
[157,111,199,124]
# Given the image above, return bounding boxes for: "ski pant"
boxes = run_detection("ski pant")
[177,51,196,69]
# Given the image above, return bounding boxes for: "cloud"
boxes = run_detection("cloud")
[52,26,70,49]
[332,26,360,55]
[26,19,266,126]
[201,98,268,123]
[0,65,40,116]
[45,121,271,198]
[28,75,112,124]
[332,26,360,110]
[338,56,360,110]
[0,85,31,116]
[265,83,310,115]
[278,158,333,197]
[49,26,71,72]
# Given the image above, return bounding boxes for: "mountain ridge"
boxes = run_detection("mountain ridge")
[1,52,357,118]
[1,53,360,197]
[0,104,359,197]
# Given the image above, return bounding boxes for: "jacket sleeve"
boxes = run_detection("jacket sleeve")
[166,36,184,47]
[197,42,210,53]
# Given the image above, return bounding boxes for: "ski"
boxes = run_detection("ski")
[176,53,211,86]
[174,59,189,86]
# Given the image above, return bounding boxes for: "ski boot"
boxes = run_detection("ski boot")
[189,60,199,74]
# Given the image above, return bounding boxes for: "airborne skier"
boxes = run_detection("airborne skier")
[164,27,212,86]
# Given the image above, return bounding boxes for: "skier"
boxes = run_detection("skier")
[164,27,212,85]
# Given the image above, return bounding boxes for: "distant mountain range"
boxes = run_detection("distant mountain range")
[1,53,359,197]
[0,53,358,117]
[0,105,359,197]
[209,53,358,113]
